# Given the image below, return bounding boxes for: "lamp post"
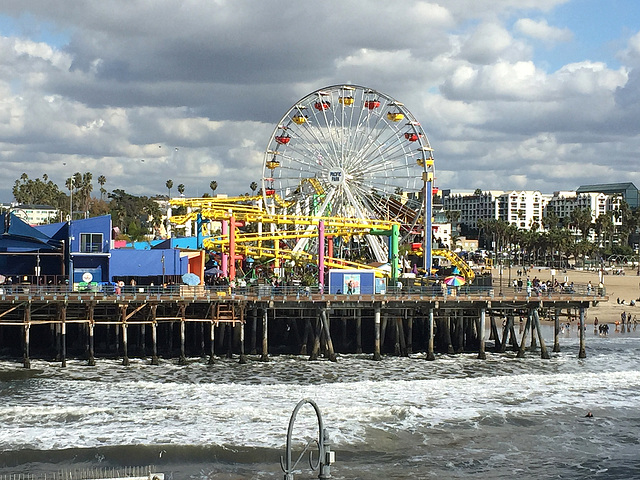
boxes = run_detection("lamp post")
[68,176,74,291]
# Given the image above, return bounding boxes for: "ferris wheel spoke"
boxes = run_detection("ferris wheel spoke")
[294,120,341,169]
[349,127,406,174]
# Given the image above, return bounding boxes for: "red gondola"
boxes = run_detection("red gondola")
[364,100,381,110]
[275,135,291,145]
[404,132,419,142]
[314,101,330,111]
[265,189,276,196]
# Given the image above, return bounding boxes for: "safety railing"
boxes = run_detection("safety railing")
[0,282,606,300]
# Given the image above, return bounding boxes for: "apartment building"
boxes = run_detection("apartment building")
[0,203,59,225]
[441,190,502,229]
[496,190,549,229]
[441,183,638,233]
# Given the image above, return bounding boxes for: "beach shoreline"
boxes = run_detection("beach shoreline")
[490,265,640,326]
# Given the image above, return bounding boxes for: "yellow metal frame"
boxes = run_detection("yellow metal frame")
[168,196,475,282]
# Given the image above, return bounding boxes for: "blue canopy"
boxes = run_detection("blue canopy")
[0,213,59,252]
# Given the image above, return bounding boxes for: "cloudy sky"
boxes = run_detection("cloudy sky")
[1,0,640,201]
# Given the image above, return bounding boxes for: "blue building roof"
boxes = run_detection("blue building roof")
[0,213,59,252]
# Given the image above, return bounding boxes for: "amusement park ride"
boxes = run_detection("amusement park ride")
[169,85,473,287]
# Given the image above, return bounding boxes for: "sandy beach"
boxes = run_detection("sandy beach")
[492,265,640,325]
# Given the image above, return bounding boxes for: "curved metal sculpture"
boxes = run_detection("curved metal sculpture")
[280,398,333,480]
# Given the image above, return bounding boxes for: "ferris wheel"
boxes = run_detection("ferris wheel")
[262,84,435,262]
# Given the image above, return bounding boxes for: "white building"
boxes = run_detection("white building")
[497,191,550,230]
[441,190,503,229]
[1,204,59,225]
[545,191,620,225]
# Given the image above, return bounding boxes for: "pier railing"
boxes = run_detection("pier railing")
[0,467,162,480]
[0,282,606,301]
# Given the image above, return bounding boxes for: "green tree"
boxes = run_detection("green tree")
[569,207,593,242]
[108,189,162,241]
[250,181,258,194]
[542,211,560,230]
[614,200,637,248]
[78,172,93,216]
[177,183,185,196]
[13,173,67,210]
[166,179,173,199]
[98,175,107,200]
[209,180,217,196]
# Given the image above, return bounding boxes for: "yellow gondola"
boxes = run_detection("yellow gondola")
[339,96,355,106]
[387,112,404,122]
[292,115,307,124]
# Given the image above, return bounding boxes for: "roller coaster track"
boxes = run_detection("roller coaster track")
[432,249,475,283]
[169,197,474,282]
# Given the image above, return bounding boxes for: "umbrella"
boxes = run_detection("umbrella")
[205,267,223,275]
[181,273,201,286]
[444,275,466,287]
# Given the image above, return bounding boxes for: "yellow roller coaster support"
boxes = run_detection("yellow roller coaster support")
[432,249,475,283]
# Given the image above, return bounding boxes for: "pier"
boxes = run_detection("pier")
[0,283,605,367]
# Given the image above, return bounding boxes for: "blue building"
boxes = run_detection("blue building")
[37,215,112,284]
[0,212,64,280]
[2,213,193,288]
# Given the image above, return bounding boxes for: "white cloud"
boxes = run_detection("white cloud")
[458,22,531,65]
[0,0,637,202]
[514,18,573,43]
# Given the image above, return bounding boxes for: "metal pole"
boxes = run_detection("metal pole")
[373,305,381,361]
[318,220,325,290]
[68,176,74,292]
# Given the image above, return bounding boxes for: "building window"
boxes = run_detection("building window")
[80,233,103,253]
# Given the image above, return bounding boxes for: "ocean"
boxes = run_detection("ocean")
[1,324,639,479]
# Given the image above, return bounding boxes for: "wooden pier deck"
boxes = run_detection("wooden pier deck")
[0,284,606,366]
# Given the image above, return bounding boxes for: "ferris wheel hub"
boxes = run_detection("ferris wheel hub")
[328,168,345,185]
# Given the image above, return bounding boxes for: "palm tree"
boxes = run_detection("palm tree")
[177,184,185,196]
[569,207,592,241]
[542,211,560,231]
[444,209,461,238]
[614,200,637,248]
[250,181,258,194]
[80,172,93,216]
[98,175,107,200]
[209,181,217,196]
[166,179,173,199]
